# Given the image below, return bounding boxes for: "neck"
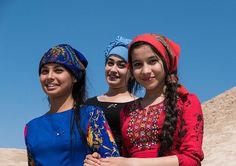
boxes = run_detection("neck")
[99,87,135,103]
[106,86,129,96]
[49,94,75,114]
[142,86,165,108]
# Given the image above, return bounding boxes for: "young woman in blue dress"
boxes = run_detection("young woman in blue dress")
[24,44,119,166]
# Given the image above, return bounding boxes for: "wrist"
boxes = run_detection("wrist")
[129,158,139,166]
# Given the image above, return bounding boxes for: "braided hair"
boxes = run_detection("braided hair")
[128,40,179,156]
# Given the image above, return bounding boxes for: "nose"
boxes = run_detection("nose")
[141,63,151,75]
[46,70,55,81]
[110,64,118,73]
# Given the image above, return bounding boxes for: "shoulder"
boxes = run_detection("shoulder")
[80,105,104,117]
[25,114,46,138]
[178,93,201,107]
[177,93,202,117]
[26,114,47,128]
[85,96,98,105]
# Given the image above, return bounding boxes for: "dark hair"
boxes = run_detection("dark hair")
[128,41,179,156]
[70,70,87,156]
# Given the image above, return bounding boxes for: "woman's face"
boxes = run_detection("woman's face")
[40,63,76,99]
[105,55,130,89]
[131,45,166,92]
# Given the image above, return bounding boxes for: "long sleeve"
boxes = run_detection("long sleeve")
[86,106,120,157]
[176,94,204,166]
[24,125,35,166]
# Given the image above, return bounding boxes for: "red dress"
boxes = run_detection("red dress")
[120,93,204,166]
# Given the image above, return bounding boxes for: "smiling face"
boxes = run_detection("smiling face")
[40,63,76,100]
[131,44,166,93]
[105,55,130,89]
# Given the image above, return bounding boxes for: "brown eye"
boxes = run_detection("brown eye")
[40,68,48,75]
[132,62,142,69]
[54,68,64,74]
[149,59,158,65]
[106,61,114,66]
[117,62,127,69]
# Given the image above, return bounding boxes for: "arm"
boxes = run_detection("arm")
[176,94,204,166]
[24,125,35,166]
[99,156,178,166]
[86,106,120,158]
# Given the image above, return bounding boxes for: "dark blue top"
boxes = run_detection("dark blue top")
[24,105,119,166]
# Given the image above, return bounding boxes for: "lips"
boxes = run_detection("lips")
[44,83,59,90]
[108,74,119,80]
[142,77,153,81]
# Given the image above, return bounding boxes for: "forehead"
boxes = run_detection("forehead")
[107,55,127,63]
[41,63,64,68]
[131,45,159,59]
[132,45,154,54]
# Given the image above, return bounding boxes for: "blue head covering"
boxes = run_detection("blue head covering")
[39,44,88,80]
[104,36,131,62]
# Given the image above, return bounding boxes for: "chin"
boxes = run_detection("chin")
[107,81,120,86]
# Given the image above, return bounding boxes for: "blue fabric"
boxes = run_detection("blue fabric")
[104,36,131,62]
[39,44,88,80]
[25,106,119,166]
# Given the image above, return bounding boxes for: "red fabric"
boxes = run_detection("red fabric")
[130,33,180,73]
[120,94,204,166]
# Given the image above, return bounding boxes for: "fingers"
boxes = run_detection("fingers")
[92,152,101,159]
[84,154,101,166]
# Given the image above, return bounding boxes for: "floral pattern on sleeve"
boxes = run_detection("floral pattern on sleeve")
[86,106,120,157]
[176,94,204,166]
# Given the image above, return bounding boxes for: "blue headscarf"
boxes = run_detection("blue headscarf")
[104,36,131,62]
[39,44,88,80]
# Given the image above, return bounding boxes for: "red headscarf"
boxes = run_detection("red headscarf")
[129,33,188,96]
[130,33,180,73]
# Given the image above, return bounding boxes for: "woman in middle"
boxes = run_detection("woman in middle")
[85,36,138,153]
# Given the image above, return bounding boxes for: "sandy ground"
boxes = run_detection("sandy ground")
[201,87,236,166]
[0,148,27,166]
[0,87,235,166]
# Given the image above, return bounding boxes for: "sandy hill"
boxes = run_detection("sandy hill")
[202,86,236,166]
[0,87,236,166]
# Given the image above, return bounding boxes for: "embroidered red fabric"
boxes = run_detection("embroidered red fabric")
[120,93,204,166]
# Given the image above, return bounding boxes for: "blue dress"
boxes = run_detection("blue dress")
[24,105,119,166]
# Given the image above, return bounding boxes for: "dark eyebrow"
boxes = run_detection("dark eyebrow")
[132,59,140,63]
[107,57,126,63]
[149,55,159,59]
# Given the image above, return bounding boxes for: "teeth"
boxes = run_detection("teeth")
[110,75,119,78]
[47,84,55,87]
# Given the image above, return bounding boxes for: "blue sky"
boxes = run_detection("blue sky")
[0,0,235,148]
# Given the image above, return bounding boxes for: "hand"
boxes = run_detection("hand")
[84,152,101,166]
[100,157,133,166]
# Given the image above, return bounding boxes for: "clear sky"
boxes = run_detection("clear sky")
[0,0,235,148]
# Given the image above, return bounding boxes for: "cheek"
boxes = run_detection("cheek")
[39,76,45,85]
[132,69,141,79]
[105,66,110,73]
[120,68,129,76]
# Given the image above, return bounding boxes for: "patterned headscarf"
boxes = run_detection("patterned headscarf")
[39,44,88,80]
[105,36,131,62]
